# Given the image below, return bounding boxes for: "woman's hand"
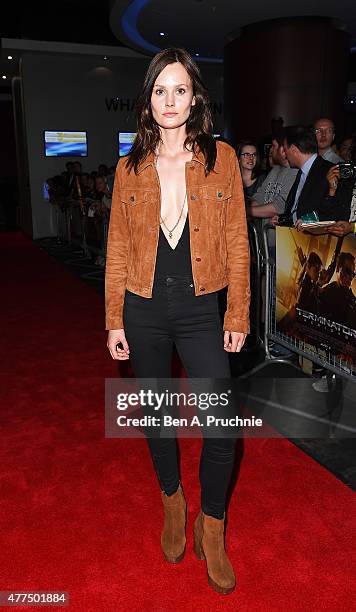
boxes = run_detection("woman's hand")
[223,331,247,352]
[107,329,130,360]
[326,165,340,196]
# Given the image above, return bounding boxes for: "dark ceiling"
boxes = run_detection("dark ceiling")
[1,0,122,47]
[2,0,356,53]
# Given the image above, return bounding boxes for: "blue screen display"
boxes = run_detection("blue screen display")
[44,131,88,157]
[118,132,136,157]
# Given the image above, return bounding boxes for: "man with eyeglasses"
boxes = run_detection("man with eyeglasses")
[318,252,356,328]
[314,118,343,164]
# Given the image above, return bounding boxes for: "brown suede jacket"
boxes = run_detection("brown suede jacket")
[105,140,251,333]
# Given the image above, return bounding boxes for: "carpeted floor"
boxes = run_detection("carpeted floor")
[1,231,355,611]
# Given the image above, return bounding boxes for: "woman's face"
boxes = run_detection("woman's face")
[239,145,257,171]
[150,62,195,131]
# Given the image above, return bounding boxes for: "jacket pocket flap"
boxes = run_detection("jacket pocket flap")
[120,189,149,204]
[203,185,232,200]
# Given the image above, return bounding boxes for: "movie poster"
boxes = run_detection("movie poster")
[275,227,356,370]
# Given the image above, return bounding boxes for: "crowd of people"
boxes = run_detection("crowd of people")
[47,161,115,207]
[235,117,356,354]
[237,117,356,247]
[47,161,116,265]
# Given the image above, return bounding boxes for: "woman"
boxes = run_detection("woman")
[236,140,265,201]
[105,48,250,595]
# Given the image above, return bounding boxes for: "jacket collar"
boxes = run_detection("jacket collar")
[137,145,207,174]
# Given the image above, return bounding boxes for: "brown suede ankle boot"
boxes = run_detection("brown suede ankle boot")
[160,484,187,563]
[193,510,235,594]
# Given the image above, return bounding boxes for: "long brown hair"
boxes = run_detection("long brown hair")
[126,48,216,175]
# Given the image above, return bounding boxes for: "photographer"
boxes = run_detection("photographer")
[325,132,356,237]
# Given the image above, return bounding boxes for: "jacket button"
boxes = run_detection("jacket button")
[194,227,199,232]
[200,287,205,292]
[130,195,135,201]
[191,194,197,200]
[196,257,201,262]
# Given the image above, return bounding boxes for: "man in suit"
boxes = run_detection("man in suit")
[279,125,333,225]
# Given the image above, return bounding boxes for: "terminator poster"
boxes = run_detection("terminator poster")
[275,227,356,369]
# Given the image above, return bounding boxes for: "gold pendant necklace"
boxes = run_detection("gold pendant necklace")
[155,153,187,238]
[160,192,187,238]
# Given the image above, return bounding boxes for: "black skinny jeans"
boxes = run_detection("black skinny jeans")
[123,275,237,520]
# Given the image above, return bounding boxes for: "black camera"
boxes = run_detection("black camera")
[338,162,356,180]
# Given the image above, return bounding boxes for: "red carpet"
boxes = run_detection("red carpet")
[1,231,355,611]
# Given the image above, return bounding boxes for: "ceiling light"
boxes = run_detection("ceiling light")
[160,32,165,36]
[103,55,108,60]
[7,55,13,60]
[195,53,200,56]
[2,75,7,79]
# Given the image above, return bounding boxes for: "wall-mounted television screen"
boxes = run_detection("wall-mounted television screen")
[118,132,136,157]
[44,131,88,157]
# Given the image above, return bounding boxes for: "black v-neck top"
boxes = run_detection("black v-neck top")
[154,215,193,279]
